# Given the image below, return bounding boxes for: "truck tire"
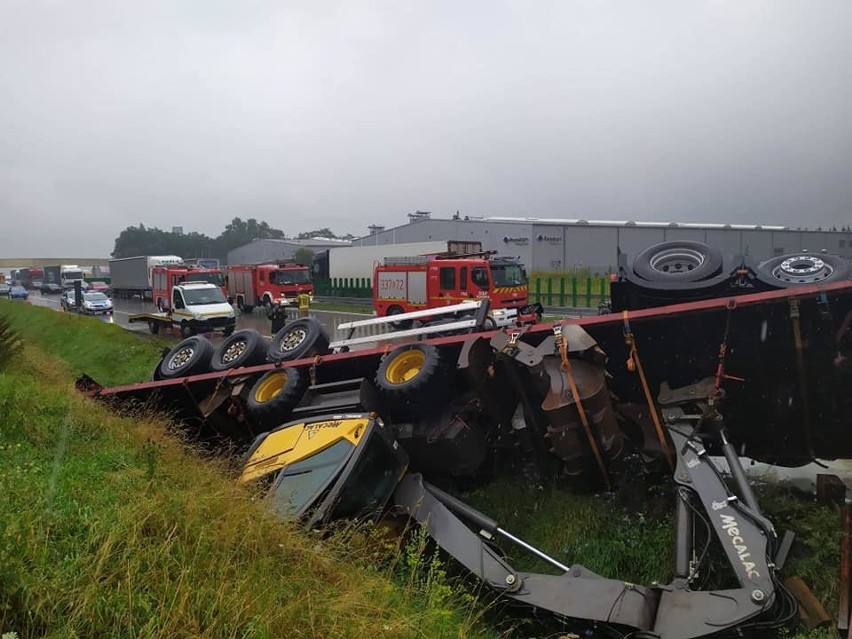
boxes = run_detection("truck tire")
[632,241,723,283]
[148,320,160,334]
[267,318,330,363]
[211,329,267,371]
[180,321,194,339]
[755,252,849,288]
[246,367,307,428]
[158,336,214,379]
[374,343,448,418]
[387,305,412,330]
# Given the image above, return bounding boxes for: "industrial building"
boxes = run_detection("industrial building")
[351,214,852,274]
[226,237,351,265]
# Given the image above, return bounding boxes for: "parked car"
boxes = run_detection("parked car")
[87,281,111,296]
[41,282,64,294]
[0,283,10,297]
[80,291,114,315]
[60,291,77,311]
[10,286,28,300]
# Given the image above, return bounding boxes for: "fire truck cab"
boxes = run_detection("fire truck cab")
[374,252,533,324]
[152,266,227,312]
[226,263,313,312]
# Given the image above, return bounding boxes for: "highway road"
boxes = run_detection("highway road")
[25,290,381,345]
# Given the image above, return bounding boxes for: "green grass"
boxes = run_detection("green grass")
[0,299,166,385]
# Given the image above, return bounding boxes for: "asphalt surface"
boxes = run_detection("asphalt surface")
[24,290,380,344]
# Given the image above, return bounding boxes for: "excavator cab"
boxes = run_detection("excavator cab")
[239,413,409,529]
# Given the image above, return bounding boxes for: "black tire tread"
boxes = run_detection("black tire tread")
[246,367,308,428]
[374,344,449,418]
[158,336,214,379]
[211,329,268,371]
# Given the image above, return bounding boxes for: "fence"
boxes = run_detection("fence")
[529,275,610,308]
[313,276,611,308]
[313,277,372,298]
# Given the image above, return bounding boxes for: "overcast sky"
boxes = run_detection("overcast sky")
[1,1,850,257]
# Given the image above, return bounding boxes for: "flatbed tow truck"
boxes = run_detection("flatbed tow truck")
[128,281,236,338]
[78,271,852,638]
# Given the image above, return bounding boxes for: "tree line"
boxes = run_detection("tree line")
[111,219,354,261]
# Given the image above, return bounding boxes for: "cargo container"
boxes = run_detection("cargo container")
[109,255,184,299]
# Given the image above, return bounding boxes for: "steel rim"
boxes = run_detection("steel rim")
[255,372,287,402]
[167,345,195,370]
[386,350,426,384]
[771,255,833,283]
[278,328,307,352]
[648,248,705,274]
[222,339,248,363]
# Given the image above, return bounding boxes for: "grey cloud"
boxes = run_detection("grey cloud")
[1,0,850,257]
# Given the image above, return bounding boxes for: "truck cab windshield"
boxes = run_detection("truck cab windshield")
[490,264,527,288]
[182,287,227,306]
[272,270,310,285]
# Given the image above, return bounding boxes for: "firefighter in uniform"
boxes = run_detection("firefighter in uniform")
[298,292,311,318]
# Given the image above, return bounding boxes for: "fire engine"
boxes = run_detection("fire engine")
[226,262,313,312]
[373,251,539,326]
[152,266,228,312]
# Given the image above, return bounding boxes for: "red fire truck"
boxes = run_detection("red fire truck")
[373,252,539,326]
[226,263,313,312]
[152,266,227,312]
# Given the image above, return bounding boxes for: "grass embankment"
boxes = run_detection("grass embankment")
[0,301,842,638]
[0,302,486,639]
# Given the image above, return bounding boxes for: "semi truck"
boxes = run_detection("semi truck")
[373,250,539,325]
[109,255,184,299]
[43,265,61,285]
[60,265,89,290]
[152,265,228,311]
[226,262,313,312]
[17,267,44,289]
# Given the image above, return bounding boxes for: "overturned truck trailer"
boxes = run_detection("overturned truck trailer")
[85,279,852,468]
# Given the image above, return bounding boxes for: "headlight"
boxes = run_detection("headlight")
[84,302,94,308]
[193,312,203,321]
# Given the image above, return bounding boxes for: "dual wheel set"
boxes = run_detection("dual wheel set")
[627,240,849,287]
[152,317,451,432]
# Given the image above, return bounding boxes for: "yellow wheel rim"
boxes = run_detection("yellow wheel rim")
[385,349,426,384]
[255,372,287,403]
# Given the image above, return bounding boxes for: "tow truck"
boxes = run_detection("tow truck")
[128,281,236,338]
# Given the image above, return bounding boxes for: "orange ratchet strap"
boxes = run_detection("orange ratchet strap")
[556,321,611,488]
[622,311,674,469]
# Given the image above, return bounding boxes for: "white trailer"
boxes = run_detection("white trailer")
[326,241,452,280]
[110,255,184,299]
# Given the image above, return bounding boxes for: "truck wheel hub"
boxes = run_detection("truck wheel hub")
[168,346,195,369]
[255,372,286,402]
[279,328,307,352]
[773,256,833,283]
[222,340,247,363]
[649,248,704,274]
[386,350,425,384]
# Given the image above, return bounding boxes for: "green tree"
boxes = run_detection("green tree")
[215,218,286,258]
[292,248,315,265]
